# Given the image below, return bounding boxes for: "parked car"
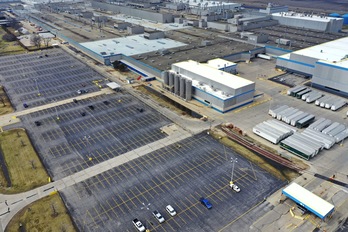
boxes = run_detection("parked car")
[132,219,145,232]
[152,210,165,223]
[200,197,212,209]
[230,182,241,193]
[23,103,28,108]
[166,205,176,216]
[88,105,94,110]
[73,99,78,103]
[77,89,88,95]
[81,112,86,117]
[34,121,41,126]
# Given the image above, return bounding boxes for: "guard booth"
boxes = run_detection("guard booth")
[282,183,335,220]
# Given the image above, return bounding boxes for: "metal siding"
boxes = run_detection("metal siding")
[312,63,348,93]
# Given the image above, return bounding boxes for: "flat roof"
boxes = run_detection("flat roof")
[106,82,121,89]
[80,35,186,56]
[282,183,334,219]
[206,58,236,70]
[106,14,191,31]
[187,0,241,8]
[279,37,348,69]
[272,12,341,22]
[172,60,253,89]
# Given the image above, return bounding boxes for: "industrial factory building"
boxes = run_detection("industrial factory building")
[162,60,255,113]
[272,12,343,33]
[276,37,348,95]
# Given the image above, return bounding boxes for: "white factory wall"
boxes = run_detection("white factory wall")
[192,87,254,113]
[276,57,314,75]
[312,62,348,93]
[272,15,343,32]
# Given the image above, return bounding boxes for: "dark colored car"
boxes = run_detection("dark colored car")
[200,197,212,209]
[81,112,86,117]
[103,101,109,105]
[73,99,78,103]
[34,121,41,126]
[137,108,144,112]
[23,103,28,108]
[88,105,94,110]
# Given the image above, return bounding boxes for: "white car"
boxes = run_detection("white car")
[132,218,145,232]
[152,210,165,223]
[230,183,241,193]
[166,205,177,216]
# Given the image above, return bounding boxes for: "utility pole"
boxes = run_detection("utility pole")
[140,202,151,232]
[230,158,237,184]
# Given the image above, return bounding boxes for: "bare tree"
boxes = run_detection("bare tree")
[31,34,42,48]
[29,160,36,169]
[51,203,58,217]
[0,97,5,106]
[42,37,51,47]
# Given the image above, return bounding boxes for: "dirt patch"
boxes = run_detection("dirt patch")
[0,86,14,115]
[0,129,48,194]
[211,128,302,181]
[6,192,76,232]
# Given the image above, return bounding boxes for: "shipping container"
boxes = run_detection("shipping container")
[334,129,348,143]
[302,128,335,149]
[269,105,288,118]
[296,114,315,128]
[296,89,311,99]
[290,112,309,127]
[284,111,303,124]
[322,122,340,135]
[314,119,332,132]
[327,124,345,137]
[315,95,330,106]
[331,99,346,111]
[287,86,306,96]
[325,97,340,109]
[282,109,299,123]
[308,118,326,130]
[306,92,323,103]
[277,107,295,120]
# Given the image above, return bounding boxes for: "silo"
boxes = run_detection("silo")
[163,71,169,87]
[342,14,348,25]
[169,72,175,92]
[185,79,192,100]
[174,74,180,95]
[180,77,186,98]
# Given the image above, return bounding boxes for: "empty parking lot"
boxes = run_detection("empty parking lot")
[20,92,171,179]
[0,49,103,110]
[60,133,285,232]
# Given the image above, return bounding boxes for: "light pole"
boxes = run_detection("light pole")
[230,158,237,185]
[52,100,59,120]
[140,202,151,232]
[83,135,93,161]
[34,78,41,96]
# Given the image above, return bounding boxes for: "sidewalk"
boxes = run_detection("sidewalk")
[0,126,192,230]
[0,88,113,128]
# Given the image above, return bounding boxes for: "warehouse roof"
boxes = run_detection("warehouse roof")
[282,182,334,219]
[279,37,348,69]
[206,58,237,70]
[172,60,253,90]
[80,35,186,56]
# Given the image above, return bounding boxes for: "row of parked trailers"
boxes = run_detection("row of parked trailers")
[287,86,346,111]
[253,119,296,144]
[268,105,315,128]
[280,118,348,160]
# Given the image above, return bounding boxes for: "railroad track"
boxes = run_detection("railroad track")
[221,126,305,173]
